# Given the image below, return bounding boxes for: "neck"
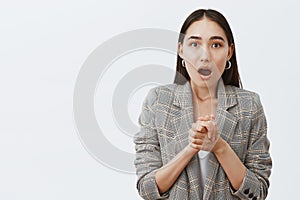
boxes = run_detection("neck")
[190,81,218,101]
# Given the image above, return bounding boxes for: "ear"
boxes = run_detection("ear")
[227,43,234,60]
[178,42,184,59]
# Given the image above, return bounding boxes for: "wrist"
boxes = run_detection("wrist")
[184,145,199,156]
[212,137,228,155]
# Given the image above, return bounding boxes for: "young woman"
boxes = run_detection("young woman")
[134,9,272,200]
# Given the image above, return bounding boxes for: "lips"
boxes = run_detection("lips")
[198,68,212,76]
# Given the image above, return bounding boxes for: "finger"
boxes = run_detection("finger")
[200,121,209,128]
[198,125,207,133]
[189,129,203,139]
[200,115,210,120]
[192,122,207,132]
[198,116,207,121]
[188,129,196,138]
[191,138,203,145]
[210,114,215,120]
[194,121,207,133]
[192,121,202,131]
[199,123,208,134]
[200,121,215,138]
[198,132,207,139]
[192,122,198,131]
[207,130,212,139]
[197,116,204,121]
[190,132,206,140]
[190,143,201,150]
[189,133,199,141]
[211,133,216,142]
[197,115,209,121]
[201,120,215,130]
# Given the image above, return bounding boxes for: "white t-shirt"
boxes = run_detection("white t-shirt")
[198,150,210,188]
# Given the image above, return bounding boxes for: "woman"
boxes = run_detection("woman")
[134,9,272,200]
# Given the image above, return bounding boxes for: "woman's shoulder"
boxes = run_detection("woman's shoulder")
[227,85,258,97]
[147,83,178,97]
[227,85,264,110]
[143,83,180,106]
[152,83,178,92]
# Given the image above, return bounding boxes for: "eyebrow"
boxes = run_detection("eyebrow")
[187,35,225,41]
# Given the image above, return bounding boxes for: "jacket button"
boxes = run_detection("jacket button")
[252,197,257,200]
[248,193,254,198]
[243,189,249,194]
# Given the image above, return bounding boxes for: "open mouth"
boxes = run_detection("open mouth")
[198,68,212,76]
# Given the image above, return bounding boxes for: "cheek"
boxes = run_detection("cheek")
[182,46,199,62]
[211,52,227,71]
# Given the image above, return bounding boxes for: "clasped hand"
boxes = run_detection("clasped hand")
[188,115,220,152]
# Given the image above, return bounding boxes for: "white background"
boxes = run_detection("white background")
[1,0,299,199]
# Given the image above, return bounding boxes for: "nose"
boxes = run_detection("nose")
[199,45,210,63]
[200,57,209,62]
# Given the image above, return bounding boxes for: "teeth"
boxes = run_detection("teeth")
[198,69,212,76]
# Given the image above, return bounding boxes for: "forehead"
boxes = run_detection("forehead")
[185,18,227,40]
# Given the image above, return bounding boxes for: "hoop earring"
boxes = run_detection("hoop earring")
[225,60,231,70]
[182,59,185,67]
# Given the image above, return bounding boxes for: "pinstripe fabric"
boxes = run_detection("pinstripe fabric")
[134,80,272,200]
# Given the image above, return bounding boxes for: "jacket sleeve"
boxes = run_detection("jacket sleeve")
[231,93,272,200]
[134,88,169,200]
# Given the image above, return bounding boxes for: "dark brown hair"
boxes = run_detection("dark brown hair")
[174,9,242,88]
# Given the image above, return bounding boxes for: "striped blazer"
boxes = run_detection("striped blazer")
[134,80,272,200]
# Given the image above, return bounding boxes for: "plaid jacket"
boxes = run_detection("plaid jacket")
[134,80,272,200]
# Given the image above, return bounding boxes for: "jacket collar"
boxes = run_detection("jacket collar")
[173,79,237,111]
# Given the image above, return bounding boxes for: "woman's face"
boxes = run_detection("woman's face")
[179,18,234,88]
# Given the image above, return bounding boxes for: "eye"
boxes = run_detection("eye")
[212,43,221,48]
[191,42,198,47]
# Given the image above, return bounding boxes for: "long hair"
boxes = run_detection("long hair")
[174,9,242,88]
